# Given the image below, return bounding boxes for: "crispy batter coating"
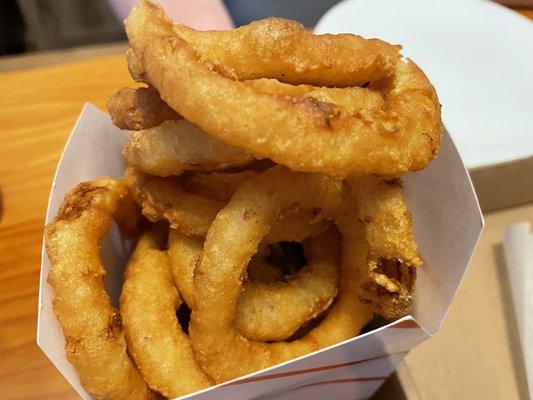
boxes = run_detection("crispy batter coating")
[126,48,146,83]
[166,230,201,307]
[123,120,253,177]
[120,65,385,118]
[168,229,338,342]
[171,17,399,87]
[126,0,442,177]
[124,3,399,88]
[189,167,372,383]
[124,167,221,236]
[45,179,155,400]
[266,210,331,244]
[125,167,329,241]
[349,177,421,320]
[107,86,180,130]
[243,78,385,114]
[120,228,212,398]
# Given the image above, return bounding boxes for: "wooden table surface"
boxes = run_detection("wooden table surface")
[0,8,531,400]
[0,56,132,399]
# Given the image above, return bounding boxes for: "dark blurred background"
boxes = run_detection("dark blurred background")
[0,0,344,57]
[0,0,124,55]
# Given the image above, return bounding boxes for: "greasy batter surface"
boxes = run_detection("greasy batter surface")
[45,179,155,400]
[349,177,422,320]
[107,86,181,130]
[171,15,400,87]
[120,229,212,398]
[123,119,253,177]
[126,0,443,177]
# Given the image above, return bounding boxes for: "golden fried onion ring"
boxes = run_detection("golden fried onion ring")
[171,16,399,87]
[124,1,400,88]
[117,70,385,124]
[181,169,421,321]
[126,1,442,177]
[45,179,155,400]
[120,228,211,398]
[189,166,372,383]
[123,120,253,177]
[107,86,181,130]
[168,229,338,342]
[349,177,422,320]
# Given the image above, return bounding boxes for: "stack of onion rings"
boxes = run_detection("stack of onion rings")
[45,1,443,397]
[125,0,443,177]
[124,167,330,241]
[168,228,339,342]
[189,166,372,382]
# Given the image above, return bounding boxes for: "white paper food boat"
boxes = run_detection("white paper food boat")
[37,104,483,399]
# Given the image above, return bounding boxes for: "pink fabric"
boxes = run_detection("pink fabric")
[109,0,234,30]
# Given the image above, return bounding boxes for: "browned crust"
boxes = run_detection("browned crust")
[107,86,181,130]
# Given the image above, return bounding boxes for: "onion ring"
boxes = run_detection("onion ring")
[170,15,399,87]
[119,67,385,119]
[124,7,399,88]
[349,176,421,320]
[189,166,372,382]
[243,79,384,114]
[124,167,329,241]
[45,179,155,400]
[123,120,253,177]
[168,229,338,342]
[120,228,212,398]
[126,0,442,177]
[107,86,181,130]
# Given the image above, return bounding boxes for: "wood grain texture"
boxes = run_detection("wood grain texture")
[0,8,530,399]
[0,55,133,400]
[0,42,128,73]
